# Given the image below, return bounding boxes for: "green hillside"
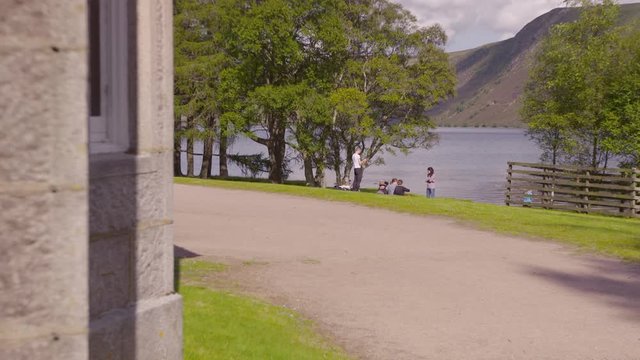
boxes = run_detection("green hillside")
[433,3,640,128]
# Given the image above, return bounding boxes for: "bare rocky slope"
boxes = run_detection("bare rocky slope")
[432,3,640,128]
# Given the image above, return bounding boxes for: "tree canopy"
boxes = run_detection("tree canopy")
[522,0,640,168]
[174,0,456,183]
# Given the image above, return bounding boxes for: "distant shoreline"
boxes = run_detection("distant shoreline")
[433,126,526,131]
[436,124,526,129]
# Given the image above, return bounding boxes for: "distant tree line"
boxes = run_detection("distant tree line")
[522,0,640,168]
[174,0,456,185]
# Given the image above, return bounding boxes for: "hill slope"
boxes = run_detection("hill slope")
[433,3,640,128]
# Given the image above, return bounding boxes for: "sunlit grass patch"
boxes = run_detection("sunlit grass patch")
[177,258,350,360]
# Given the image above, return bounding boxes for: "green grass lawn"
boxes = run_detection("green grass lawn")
[175,177,640,262]
[178,258,349,360]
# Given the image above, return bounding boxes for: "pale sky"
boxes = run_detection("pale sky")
[395,0,639,51]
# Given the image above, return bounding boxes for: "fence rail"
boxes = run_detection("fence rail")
[506,162,639,218]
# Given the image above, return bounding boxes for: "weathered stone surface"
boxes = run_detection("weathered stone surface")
[87,0,180,356]
[89,308,134,360]
[135,224,174,301]
[90,235,132,317]
[0,2,87,185]
[0,1,86,46]
[134,0,174,154]
[0,2,89,359]
[134,294,182,360]
[0,333,87,360]
[0,189,87,338]
[89,294,181,360]
[2,0,180,359]
[89,173,138,235]
[89,153,172,236]
[137,169,171,224]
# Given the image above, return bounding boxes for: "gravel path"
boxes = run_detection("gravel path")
[174,184,640,360]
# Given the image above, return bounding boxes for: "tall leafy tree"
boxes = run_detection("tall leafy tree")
[175,0,246,178]
[522,0,640,168]
[285,2,349,186]
[328,0,455,184]
[231,0,348,183]
[231,0,304,183]
[174,0,220,178]
[288,85,334,186]
[601,26,640,167]
[175,0,455,184]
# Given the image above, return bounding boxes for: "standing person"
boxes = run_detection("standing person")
[393,179,411,195]
[387,178,398,195]
[351,147,367,191]
[426,167,436,198]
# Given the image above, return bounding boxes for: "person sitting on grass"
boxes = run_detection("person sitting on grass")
[393,179,411,196]
[387,178,398,195]
[377,181,389,194]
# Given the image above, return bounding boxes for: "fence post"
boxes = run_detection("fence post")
[549,165,556,205]
[621,170,628,216]
[583,170,591,214]
[542,167,549,209]
[505,162,637,217]
[506,163,512,206]
[633,168,639,217]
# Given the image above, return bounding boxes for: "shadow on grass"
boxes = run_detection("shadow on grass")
[524,258,640,322]
[174,246,202,292]
[174,245,201,259]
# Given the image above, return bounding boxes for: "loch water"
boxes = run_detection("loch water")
[184,127,541,204]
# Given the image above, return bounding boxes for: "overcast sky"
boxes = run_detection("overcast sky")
[395,0,639,51]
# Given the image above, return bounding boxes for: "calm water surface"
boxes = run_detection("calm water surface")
[185,128,541,204]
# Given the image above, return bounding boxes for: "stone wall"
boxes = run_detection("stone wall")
[0,1,181,359]
[0,1,89,359]
[88,0,181,359]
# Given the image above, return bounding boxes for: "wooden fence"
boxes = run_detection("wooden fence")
[506,162,640,218]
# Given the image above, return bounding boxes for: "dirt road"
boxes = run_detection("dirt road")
[174,184,640,360]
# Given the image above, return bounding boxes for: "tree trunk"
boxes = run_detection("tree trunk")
[174,115,184,176]
[342,144,355,184]
[342,161,353,184]
[266,118,287,184]
[186,137,195,177]
[330,135,342,185]
[303,155,317,187]
[174,147,182,176]
[219,130,229,178]
[591,135,599,168]
[267,134,286,184]
[184,116,195,177]
[314,163,325,188]
[200,137,214,179]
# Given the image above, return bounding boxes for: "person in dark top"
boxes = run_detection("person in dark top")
[393,179,411,196]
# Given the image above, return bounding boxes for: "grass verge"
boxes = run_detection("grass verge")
[178,258,349,360]
[175,177,640,262]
